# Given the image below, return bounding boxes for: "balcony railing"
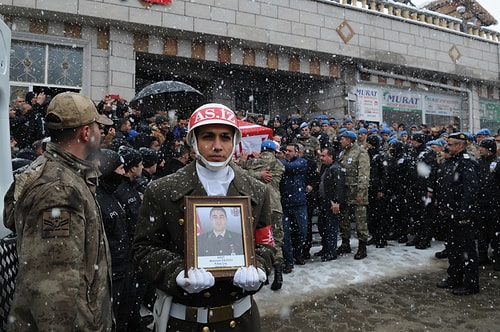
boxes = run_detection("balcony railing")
[323,0,500,43]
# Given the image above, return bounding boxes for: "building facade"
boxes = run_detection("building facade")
[2,0,500,131]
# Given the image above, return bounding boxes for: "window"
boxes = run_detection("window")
[235,88,269,117]
[10,40,83,87]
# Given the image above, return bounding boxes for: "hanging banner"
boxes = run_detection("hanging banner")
[354,86,381,122]
[381,89,422,113]
[424,94,461,117]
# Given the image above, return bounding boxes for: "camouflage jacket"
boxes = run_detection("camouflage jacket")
[4,142,113,331]
[241,151,285,213]
[338,142,370,205]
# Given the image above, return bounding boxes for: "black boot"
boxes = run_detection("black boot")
[336,239,351,255]
[493,253,500,271]
[435,249,448,259]
[478,251,491,266]
[270,264,283,291]
[354,241,367,260]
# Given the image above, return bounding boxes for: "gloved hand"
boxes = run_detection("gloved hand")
[176,268,215,294]
[233,265,267,292]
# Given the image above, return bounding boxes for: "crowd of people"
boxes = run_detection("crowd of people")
[248,113,500,298]
[4,90,500,331]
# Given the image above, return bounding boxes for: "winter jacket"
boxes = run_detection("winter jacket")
[318,161,345,206]
[97,175,131,268]
[4,142,113,331]
[280,156,308,207]
[407,144,438,194]
[477,153,500,207]
[437,150,478,221]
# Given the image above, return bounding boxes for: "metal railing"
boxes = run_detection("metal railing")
[0,235,17,331]
[321,0,500,43]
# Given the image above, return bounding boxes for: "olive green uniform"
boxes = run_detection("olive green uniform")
[242,150,285,263]
[133,161,274,331]
[4,142,113,331]
[338,142,370,242]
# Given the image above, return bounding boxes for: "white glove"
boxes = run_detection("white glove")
[176,268,215,294]
[233,266,267,292]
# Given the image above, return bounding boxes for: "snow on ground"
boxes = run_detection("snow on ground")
[255,239,447,316]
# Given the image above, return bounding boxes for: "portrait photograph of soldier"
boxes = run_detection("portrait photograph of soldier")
[196,206,245,269]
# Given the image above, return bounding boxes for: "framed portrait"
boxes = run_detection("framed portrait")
[184,196,256,278]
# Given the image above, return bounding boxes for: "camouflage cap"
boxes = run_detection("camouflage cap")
[46,92,113,130]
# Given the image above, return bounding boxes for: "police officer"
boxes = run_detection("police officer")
[337,131,370,259]
[3,92,114,330]
[406,131,438,249]
[133,103,274,331]
[476,138,500,270]
[385,139,410,243]
[436,132,480,295]
[365,135,389,248]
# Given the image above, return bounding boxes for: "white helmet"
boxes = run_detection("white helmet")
[186,103,242,171]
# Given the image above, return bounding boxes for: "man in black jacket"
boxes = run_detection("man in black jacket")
[406,131,438,249]
[476,138,500,270]
[315,147,345,261]
[436,132,480,295]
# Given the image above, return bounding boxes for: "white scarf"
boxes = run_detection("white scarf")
[196,162,235,196]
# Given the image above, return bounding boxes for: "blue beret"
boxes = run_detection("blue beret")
[476,128,491,136]
[399,130,408,135]
[320,120,330,126]
[299,122,309,130]
[380,127,391,134]
[358,128,368,134]
[343,118,352,125]
[330,119,339,124]
[342,130,357,139]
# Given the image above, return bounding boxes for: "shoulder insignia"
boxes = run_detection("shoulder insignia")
[42,209,71,238]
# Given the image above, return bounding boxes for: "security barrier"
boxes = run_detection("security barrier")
[0,236,17,331]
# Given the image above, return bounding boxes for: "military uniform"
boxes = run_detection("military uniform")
[4,142,113,331]
[338,141,370,245]
[243,150,285,263]
[197,230,244,256]
[133,161,274,331]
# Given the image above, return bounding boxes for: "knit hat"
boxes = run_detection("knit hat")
[366,134,381,147]
[118,146,143,172]
[139,147,159,168]
[98,149,123,177]
[479,138,497,154]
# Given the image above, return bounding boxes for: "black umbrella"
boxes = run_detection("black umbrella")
[129,80,203,111]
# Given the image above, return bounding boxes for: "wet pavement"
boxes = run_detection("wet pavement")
[260,264,500,331]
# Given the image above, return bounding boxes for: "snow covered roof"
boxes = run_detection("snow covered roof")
[423,0,497,27]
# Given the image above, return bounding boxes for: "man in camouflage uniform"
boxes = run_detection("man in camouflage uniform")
[240,139,285,290]
[336,131,371,260]
[133,104,275,331]
[3,92,114,331]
